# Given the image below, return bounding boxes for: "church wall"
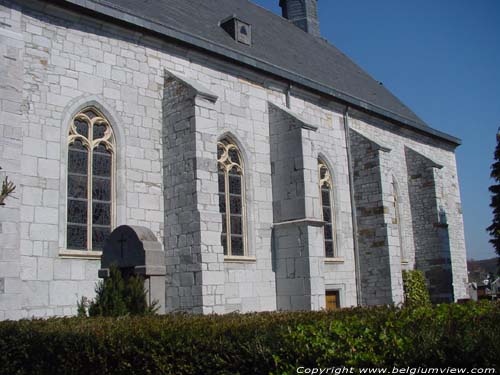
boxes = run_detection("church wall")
[284,96,360,308]
[206,66,279,313]
[268,104,328,311]
[349,111,468,301]
[0,3,24,320]
[0,0,467,318]
[1,0,284,317]
[349,130,399,305]
[1,1,168,318]
[405,148,454,302]
[162,78,206,313]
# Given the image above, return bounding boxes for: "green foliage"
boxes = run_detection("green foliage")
[126,276,159,315]
[88,265,128,317]
[402,270,431,308]
[488,131,500,260]
[82,265,157,317]
[76,296,89,318]
[0,302,498,374]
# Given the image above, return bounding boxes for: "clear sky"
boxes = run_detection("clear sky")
[252,0,500,260]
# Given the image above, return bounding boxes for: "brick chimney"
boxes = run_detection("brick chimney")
[279,0,320,37]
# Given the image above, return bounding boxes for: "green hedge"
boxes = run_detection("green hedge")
[0,302,499,374]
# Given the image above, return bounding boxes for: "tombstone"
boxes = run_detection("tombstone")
[98,225,166,313]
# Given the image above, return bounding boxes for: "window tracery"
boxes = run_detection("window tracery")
[217,139,246,257]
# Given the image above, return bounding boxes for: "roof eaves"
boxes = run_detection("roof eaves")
[54,0,461,146]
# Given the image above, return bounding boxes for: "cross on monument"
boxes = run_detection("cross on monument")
[117,234,127,259]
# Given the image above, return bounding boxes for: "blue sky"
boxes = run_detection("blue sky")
[253,0,500,260]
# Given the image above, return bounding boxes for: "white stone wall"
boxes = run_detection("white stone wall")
[0,3,24,320]
[211,70,278,313]
[1,1,281,316]
[1,1,166,318]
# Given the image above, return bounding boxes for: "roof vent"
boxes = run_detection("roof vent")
[220,16,252,46]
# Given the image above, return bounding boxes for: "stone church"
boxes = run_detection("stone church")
[0,0,468,319]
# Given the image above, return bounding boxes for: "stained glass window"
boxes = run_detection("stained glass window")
[67,108,115,251]
[319,160,335,258]
[217,139,246,257]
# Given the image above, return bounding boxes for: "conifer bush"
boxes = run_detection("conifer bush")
[78,264,157,317]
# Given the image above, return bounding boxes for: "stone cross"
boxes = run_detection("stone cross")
[118,234,127,259]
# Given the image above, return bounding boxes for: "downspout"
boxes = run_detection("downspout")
[344,107,363,306]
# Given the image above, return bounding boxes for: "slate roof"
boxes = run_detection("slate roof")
[54,0,460,145]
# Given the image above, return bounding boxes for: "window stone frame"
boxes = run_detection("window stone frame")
[217,138,248,258]
[58,97,125,259]
[319,159,337,259]
[66,107,115,253]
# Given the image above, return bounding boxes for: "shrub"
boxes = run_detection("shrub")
[0,302,498,374]
[80,265,157,317]
[402,269,431,308]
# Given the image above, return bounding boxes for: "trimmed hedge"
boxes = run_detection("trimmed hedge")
[0,302,499,374]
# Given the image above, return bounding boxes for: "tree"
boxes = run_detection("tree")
[88,265,128,317]
[0,166,16,206]
[78,264,158,317]
[487,130,500,263]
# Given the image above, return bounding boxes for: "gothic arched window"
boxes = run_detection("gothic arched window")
[67,108,115,251]
[319,160,335,258]
[217,139,246,257]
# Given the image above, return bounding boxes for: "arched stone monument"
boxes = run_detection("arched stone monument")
[98,225,166,313]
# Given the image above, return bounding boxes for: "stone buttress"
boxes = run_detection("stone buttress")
[162,70,225,313]
[405,147,454,303]
[349,129,404,306]
[269,103,326,311]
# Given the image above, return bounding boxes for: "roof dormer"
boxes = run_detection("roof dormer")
[220,15,252,46]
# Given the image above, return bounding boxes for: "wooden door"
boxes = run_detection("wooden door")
[325,290,340,310]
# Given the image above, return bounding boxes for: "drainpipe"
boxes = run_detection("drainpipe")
[344,106,363,306]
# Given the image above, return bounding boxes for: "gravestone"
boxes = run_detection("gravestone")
[98,225,166,313]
